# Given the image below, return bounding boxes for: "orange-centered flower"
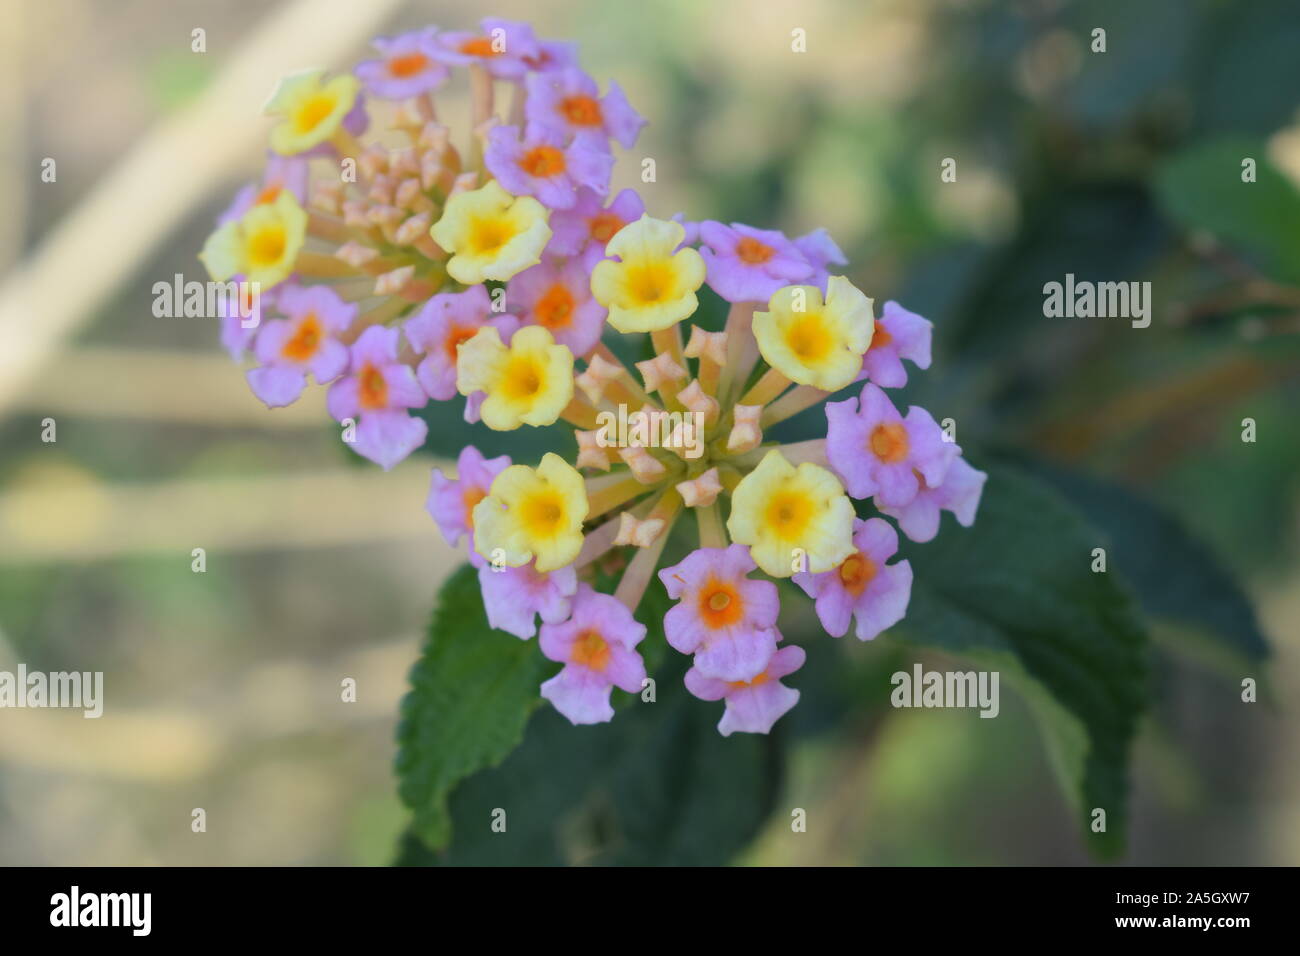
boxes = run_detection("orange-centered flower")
[570,630,612,671]
[560,95,603,126]
[870,423,910,464]
[837,552,878,596]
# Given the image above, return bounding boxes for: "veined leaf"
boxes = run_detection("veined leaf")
[889,461,1150,859]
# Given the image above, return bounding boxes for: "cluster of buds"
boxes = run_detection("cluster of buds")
[201,18,987,736]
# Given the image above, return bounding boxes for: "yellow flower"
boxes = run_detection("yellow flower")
[473,452,588,572]
[752,276,874,391]
[727,449,855,577]
[199,190,307,290]
[430,181,551,284]
[591,215,706,334]
[265,70,360,155]
[456,325,575,430]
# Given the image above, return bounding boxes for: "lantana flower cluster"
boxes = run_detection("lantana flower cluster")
[201,19,986,736]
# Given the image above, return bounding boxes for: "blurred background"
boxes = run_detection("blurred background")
[0,0,1297,865]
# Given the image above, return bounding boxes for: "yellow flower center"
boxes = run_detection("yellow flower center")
[765,490,813,539]
[247,225,287,268]
[294,93,337,134]
[521,489,567,538]
[870,423,910,464]
[468,217,512,256]
[838,552,877,595]
[534,283,575,329]
[570,629,611,671]
[501,354,544,402]
[784,313,832,362]
[560,95,603,126]
[388,52,429,77]
[281,313,321,361]
[626,261,675,305]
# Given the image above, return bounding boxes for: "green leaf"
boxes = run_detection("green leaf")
[1155,139,1300,285]
[395,564,549,850]
[1011,457,1269,677]
[395,654,782,866]
[891,461,1150,859]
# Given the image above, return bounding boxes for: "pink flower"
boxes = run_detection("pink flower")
[546,187,645,263]
[216,277,279,360]
[521,39,579,74]
[793,518,913,641]
[672,213,701,247]
[698,221,814,303]
[484,123,612,210]
[685,644,806,736]
[506,256,605,357]
[326,326,428,470]
[355,27,449,99]
[793,227,847,292]
[218,154,309,225]
[525,67,645,150]
[426,445,510,551]
[433,18,540,80]
[879,455,987,543]
[856,300,933,389]
[478,561,578,639]
[405,286,519,401]
[539,586,647,725]
[246,285,354,407]
[826,383,956,507]
[657,544,780,682]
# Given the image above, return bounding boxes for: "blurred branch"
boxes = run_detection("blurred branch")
[0,0,404,414]
[0,461,456,562]
[11,346,328,427]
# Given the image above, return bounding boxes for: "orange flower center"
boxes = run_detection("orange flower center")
[463,487,487,528]
[281,313,322,361]
[728,671,771,691]
[735,236,775,265]
[589,212,623,244]
[459,37,499,58]
[443,324,479,361]
[838,552,877,596]
[869,422,909,463]
[870,324,893,350]
[534,283,575,329]
[697,579,744,630]
[570,629,611,671]
[255,184,282,206]
[388,52,429,77]
[519,145,567,178]
[358,363,388,410]
[559,95,603,126]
